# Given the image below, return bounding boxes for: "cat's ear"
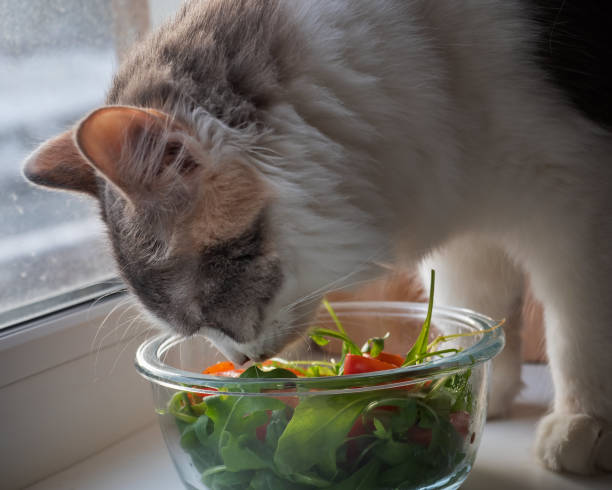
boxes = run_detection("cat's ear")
[75,106,193,200]
[22,130,99,196]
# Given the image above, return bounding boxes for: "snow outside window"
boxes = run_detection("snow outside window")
[0,0,153,330]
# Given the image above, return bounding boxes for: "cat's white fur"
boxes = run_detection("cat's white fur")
[191,0,612,474]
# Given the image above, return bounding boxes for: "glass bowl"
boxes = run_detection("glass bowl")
[135,302,504,490]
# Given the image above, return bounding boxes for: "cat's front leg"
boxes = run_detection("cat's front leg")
[533,303,612,474]
[527,237,612,474]
[418,235,525,419]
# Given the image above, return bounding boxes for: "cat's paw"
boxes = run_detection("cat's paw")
[535,412,612,474]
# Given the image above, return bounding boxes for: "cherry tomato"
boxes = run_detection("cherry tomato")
[406,426,433,447]
[343,354,399,374]
[187,387,218,403]
[346,415,374,461]
[255,411,273,442]
[364,351,405,367]
[450,410,470,437]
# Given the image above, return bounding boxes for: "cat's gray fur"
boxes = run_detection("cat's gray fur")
[23,0,612,475]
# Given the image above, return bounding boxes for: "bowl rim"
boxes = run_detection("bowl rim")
[135,301,505,395]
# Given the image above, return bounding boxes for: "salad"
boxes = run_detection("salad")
[165,272,498,489]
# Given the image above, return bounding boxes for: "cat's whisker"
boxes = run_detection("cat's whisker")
[88,286,128,313]
[281,275,383,321]
[109,328,151,375]
[93,302,141,372]
[285,276,380,313]
[120,311,145,343]
[96,301,140,349]
[90,295,133,354]
[279,268,368,314]
[280,250,388,315]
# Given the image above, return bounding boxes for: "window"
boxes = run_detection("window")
[1,3,183,488]
[0,1,161,330]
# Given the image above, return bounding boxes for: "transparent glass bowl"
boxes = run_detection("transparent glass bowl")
[136,302,504,490]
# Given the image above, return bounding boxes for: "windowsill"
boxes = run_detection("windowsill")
[24,364,612,490]
[0,294,158,489]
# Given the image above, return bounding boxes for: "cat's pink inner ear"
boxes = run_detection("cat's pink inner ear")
[22,130,98,196]
[75,106,171,195]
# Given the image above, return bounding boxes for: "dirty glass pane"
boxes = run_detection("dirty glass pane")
[0,0,121,329]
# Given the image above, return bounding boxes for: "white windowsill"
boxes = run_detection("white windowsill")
[0,294,159,489]
[23,364,612,490]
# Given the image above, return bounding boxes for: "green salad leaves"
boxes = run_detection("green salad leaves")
[165,271,490,489]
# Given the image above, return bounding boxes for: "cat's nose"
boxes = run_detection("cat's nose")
[227,351,248,365]
[249,352,269,363]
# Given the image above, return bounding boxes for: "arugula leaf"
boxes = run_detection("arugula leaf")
[192,413,213,446]
[446,369,473,413]
[390,401,418,434]
[240,366,298,379]
[274,392,378,478]
[168,391,198,424]
[200,394,284,460]
[403,269,435,365]
[219,432,270,472]
[307,328,361,355]
[326,458,381,490]
[310,334,330,347]
[308,300,361,374]
[249,470,310,490]
[379,458,427,488]
[179,423,199,450]
[201,465,253,489]
[223,396,285,436]
[265,409,290,450]
[202,395,238,448]
[186,443,217,473]
[289,471,332,488]
[322,299,348,336]
[372,417,390,440]
[361,332,389,358]
[374,438,426,467]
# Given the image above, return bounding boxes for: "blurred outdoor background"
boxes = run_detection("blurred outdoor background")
[0,0,180,327]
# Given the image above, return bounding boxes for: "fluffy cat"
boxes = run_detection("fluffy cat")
[23,0,612,475]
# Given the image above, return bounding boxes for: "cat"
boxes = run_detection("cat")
[22,0,612,475]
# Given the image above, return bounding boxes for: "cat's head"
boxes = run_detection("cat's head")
[23,105,381,362]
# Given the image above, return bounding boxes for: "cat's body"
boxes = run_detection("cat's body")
[24,0,612,475]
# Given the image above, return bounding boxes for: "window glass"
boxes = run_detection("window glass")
[0,1,120,329]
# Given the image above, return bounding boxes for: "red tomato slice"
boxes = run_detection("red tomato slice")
[343,354,398,374]
[187,392,202,404]
[187,386,218,404]
[364,351,405,367]
[450,410,470,437]
[255,424,267,442]
[346,415,375,461]
[255,410,273,442]
[406,426,433,447]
